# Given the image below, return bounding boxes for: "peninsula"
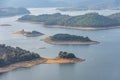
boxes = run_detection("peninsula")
[0,44,84,73]
[18,13,120,30]
[13,29,44,37]
[43,34,98,45]
[0,7,30,18]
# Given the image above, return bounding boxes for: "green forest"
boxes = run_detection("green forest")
[0,44,40,67]
[51,34,91,42]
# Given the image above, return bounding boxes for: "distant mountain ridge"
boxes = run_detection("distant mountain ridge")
[0,7,30,17]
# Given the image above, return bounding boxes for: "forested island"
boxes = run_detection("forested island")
[18,13,120,30]
[43,34,98,45]
[13,29,44,37]
[0,44,84,73]
[0,7,30,18]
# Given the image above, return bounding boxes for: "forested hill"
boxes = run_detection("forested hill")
[109,13,120,22]
[0,44,40,67]
[18,13,120,27]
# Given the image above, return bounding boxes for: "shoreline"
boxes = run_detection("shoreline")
[0,57,84,73]
[18,20,120,30]
[45,25,120,30]
[42,36,99,45]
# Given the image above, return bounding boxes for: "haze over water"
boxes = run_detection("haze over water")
[0,8,120,80]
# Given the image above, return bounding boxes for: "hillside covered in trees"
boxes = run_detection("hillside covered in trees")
[18,13,120,28]
[0,44,40,67]
[0,7,30,17]
[109,12,120,22]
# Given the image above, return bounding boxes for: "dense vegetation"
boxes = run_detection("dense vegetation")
[109,13,120,22]
[18,13,120,27]
[0,7,30,17]
[0,44,40,67]
[58,51,77,59]
[51,34,91,42]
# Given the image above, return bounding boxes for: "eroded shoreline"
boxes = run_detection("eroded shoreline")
[45,25,120,30]
[0,57,85,73]
[18,20,120,30]
[42,36,99,45]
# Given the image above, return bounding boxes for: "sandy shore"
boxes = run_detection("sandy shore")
[42,36,99,45]
[0,57,84,73]
[18,20,120,30]
[44,58,85,64]
[44,25,120,30]
[0,58,47,74]
[12,31,24,34]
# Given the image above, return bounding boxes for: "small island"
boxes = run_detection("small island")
[0,24,12,26]
[18,13,120,30]
[44,51,85,64]
[43,34,99,45]
[0,7,30,18]
[13,29,44,37]
[0,44,84,73]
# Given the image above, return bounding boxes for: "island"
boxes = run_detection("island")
[18,13,120,30]
[0,7,30,18]
[0,44,84,73]
[0,24,12,26]
[13,29,44,37]
[44,51,85,64]
[42,34,99,45]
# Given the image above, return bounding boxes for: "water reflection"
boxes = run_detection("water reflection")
[58,64,75,80]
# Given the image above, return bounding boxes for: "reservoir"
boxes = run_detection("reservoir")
[0,8,120,80]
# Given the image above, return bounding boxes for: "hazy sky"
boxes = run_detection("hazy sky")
[0,0,119,8]
[0,0,98,7]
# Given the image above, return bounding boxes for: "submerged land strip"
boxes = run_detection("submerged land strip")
[44,25,120,30]
[0,24,12,26]
[0,57,84,74]
[12,29,44,37]
[0,44,84,73]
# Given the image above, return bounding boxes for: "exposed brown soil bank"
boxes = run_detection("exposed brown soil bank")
[42,36,99,45]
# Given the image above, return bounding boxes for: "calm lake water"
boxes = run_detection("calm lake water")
[0,8,120,80]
